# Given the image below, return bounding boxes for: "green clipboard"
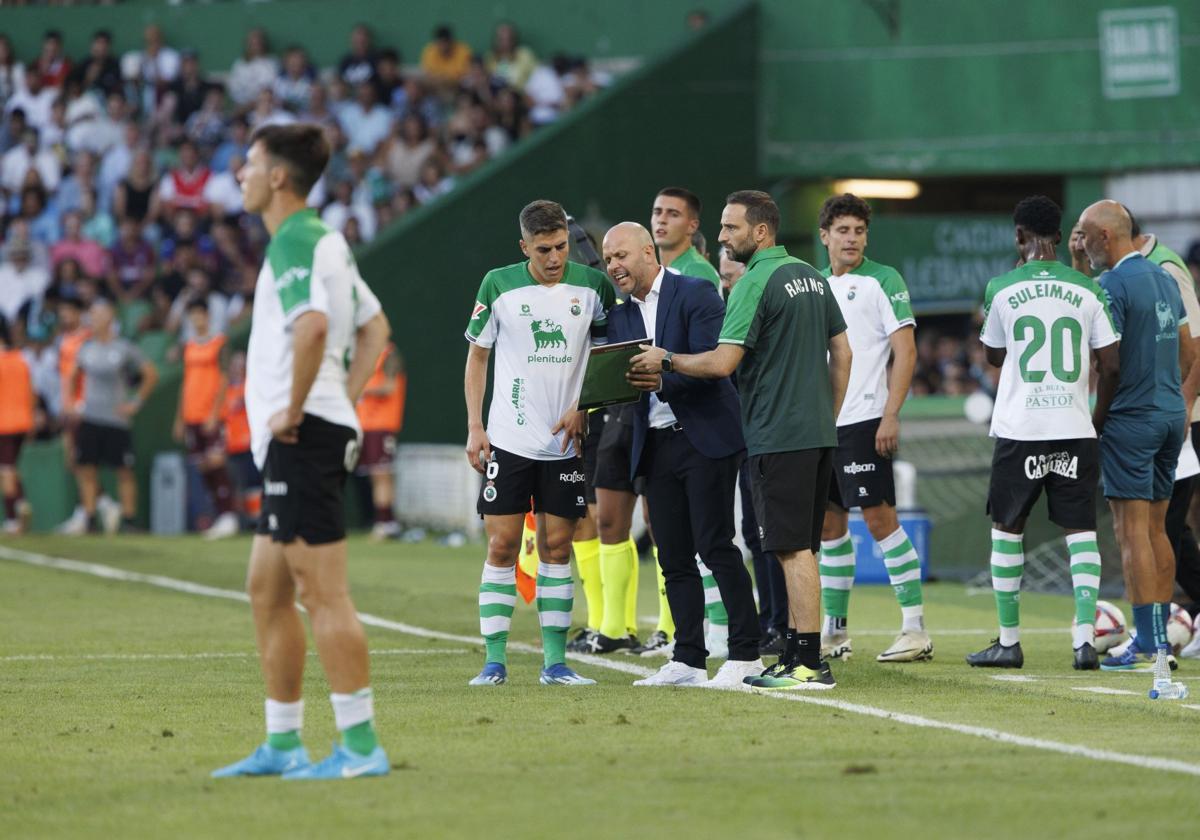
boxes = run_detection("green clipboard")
[578,338,645,410]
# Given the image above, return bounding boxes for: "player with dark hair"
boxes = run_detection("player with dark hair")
[213,123,393,780]
[816,193,930,663]
[967,196,1120,669]
[464,199,615,685]
[633,189,853,690]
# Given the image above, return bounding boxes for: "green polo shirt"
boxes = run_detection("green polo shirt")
[718,245,847,455]
[670,245,720,288]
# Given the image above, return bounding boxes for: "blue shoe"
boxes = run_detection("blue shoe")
[282,743,389,780]
[468,662,507,686]
[211,743,310,778]
[540,663,596,685]
[1101,640,1178,671]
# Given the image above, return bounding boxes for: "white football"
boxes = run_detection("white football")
[1168,603,1194,654]
[1076,600,1127,653]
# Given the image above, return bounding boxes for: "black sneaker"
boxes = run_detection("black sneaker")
[1073,642,1099,671]
[566,628,597,653]
[629,630,671,656]
[966,639,1024,668]
[591,633,638,654]
[759,627,785,656]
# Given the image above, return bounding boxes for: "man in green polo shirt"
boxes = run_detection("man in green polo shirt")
[631,189,853,691]
[652,186,720,288]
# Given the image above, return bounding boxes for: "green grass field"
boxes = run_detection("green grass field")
[1,534,1196,839]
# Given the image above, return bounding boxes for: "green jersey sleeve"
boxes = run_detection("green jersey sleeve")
[875,265,915,329]
[267,215,326,323]
[465,271,500,347]
[719,275,765,347]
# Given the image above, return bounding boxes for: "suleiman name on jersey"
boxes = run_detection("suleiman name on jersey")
[1004,280,1084,310]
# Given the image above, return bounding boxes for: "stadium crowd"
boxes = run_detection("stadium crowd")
[0,20,607,534]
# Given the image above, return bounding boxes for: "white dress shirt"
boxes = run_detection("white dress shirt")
[630,267,679,429]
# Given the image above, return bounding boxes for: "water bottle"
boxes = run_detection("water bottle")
[1147,645,1189,700]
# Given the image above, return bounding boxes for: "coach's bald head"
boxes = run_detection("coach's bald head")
[603,222,659,299]
[1078,200,1135,272]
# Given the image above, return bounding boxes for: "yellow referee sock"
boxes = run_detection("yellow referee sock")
[572,537,603,631]
[625,538,639,636]
[653,545,674,636]
[599,540,633,639]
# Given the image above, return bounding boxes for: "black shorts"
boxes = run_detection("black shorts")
[478,446,587,520]
[0,433,24,467]
[184,424,225,462]
[594,404,637,495]
[582,408,606,504]
[987,437,1098,530]
[749,447,833,553]
[357,430,396,475]
[229,450,261,492]
[255,414,358,545]
[76,421,134,469]
[828,417,896,510]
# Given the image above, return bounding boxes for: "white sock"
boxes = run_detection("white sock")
[1072,623,1095,649]
[999,627,1020,646]
[330,687,374,731]
[265,698,303,734]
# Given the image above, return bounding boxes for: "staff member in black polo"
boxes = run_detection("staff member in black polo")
[601,221,763,688]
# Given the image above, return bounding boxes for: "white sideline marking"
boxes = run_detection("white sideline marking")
[1072,686,1139,696]
[991,675,1039,682]
[0,649,467,663]
[1182,705,1200,711]
[4,544,1200,778]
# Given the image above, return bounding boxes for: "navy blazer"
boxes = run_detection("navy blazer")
[606,270,746,478]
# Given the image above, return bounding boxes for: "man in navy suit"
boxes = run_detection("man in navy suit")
[600,222,763,688]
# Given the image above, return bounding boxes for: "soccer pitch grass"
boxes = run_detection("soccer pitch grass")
[1,536,1196,839]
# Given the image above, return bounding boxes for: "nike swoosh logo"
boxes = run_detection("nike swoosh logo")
[341,761,380,778]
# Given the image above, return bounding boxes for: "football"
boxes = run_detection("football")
[1080,600,1128,653]
[1168,603,1194,654]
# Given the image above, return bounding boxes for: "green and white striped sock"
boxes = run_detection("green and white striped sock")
[697,557,728,627]
[479,563,516,666]
[819,532,855,634]
[991,529,1024,646]
[536,562,573,668]
[880,526,924,632]
[1066,531,1101,648]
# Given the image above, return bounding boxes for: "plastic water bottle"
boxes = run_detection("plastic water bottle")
[1148,645,1189,700]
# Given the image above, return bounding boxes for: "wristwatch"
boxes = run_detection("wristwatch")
[661,351,674,373]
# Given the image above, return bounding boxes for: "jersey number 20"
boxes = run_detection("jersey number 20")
[1014,315,1082,384]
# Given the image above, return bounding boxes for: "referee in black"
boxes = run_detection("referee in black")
[603,222,762,688]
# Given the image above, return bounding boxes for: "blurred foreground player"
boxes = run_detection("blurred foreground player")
[213,124,392,780]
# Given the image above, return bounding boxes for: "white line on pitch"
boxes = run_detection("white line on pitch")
[4,544,1200,778]
[1072,686,1139,696]
[0,649,468,663]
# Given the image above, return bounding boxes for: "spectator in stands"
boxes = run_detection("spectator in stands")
[413,159,453,205]
[49,257,85,304]
[0,240,49,340]
[493,86,531,142]
[421,25,473,91]
[1,127,60,193]
[5,71,55,133]
[167,266,228,342]
[98,121,137,208]
[33,30,71,90]
[322,178,376,243]
[63,296,158,535]
[374,48,404,106]
[247,87,294,129]
[79,188,115,248]
[40,95,68,156]
[228,28,279,109]
[486,22,537,92]
[166,50,210,130]
[0,107,28,154]
[51,209,109,278]
[203,153,244,221]
[274,46,314,113]
[55,151,96,213]
[107,218,155,302]
[158,139,210,216]
[0,36,26,107]
[185,86,227,151]
[114,147,160,226]
[71,30,122,98]
[391,75,441,127]
[301,83,336,128]
[210,117,248,173]
[525,56,569,125]
[20,184,61,246]
[3,218,48,270]
[339,81,392,155]
[379,113,435,190]
[66,88,123,156]
[122,23,181,97]
[339,23,378,87]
